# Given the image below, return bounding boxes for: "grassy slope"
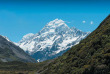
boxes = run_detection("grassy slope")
[0,60,54,74]
[38,15,110,74]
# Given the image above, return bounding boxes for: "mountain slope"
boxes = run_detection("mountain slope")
[38,15,110,74]
[0,35,36,62]
[18,19,90,62]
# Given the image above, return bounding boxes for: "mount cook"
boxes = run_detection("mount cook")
[17,19,90,62]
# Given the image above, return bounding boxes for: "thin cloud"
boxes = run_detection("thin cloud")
[65,21,71,23]
[82,21,86,23]
[90,21,93,24]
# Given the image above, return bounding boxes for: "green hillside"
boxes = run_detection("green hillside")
[38,15,110,74]
[0,60,53,74]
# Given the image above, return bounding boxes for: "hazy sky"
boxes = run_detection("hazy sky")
[0,0,110,42]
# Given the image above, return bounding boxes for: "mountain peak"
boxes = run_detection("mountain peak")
[46,18,68,27]
[39,19,69,34]
[53,18,59,21]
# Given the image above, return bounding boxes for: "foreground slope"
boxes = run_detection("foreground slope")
[39,15,110,74]
[0,35,35,62]
[0,60,53,74]
[18,19,89,62]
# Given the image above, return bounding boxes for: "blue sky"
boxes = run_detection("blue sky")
[0,0,110,42]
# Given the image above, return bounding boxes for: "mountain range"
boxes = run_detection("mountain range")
[17,19,90,62]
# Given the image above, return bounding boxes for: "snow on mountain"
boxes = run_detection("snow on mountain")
[17,19,90,62]
[22,33,34,41]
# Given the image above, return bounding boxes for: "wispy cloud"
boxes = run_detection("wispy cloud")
[90,21,93,24]
[65,21,71,23]
[82,21,86,23]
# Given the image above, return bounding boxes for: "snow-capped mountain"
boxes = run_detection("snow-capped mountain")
[17,19,90,62]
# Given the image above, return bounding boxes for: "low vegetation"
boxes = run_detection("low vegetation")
[0,60,53,74]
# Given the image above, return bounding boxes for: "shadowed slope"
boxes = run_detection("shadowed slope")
[0,35,36,62]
